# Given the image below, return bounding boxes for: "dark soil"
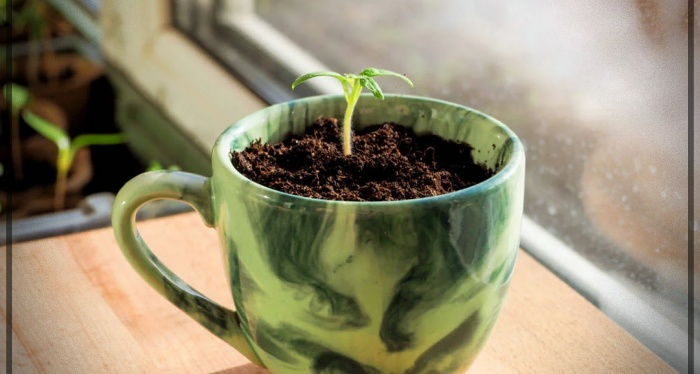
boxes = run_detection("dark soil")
[231,118,495,201]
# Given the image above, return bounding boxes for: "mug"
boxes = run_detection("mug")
[112,94,525,373]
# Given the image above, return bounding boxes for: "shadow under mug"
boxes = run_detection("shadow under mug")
[112,94,525,373]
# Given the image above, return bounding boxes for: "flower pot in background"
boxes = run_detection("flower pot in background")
[12,52,103,132]
[0,96,94,218]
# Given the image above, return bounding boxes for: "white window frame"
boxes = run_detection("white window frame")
[46,0,101,44]
[99,0,266,151]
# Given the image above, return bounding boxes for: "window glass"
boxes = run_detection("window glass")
[175,0,694,367]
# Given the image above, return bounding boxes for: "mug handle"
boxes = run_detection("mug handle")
[112,171,264,367]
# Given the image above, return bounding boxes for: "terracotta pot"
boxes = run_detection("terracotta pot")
[10,53,103,130]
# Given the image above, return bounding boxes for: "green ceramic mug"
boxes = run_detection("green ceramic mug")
[112,94,525,373]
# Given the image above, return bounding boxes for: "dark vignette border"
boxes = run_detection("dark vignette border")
[688,0,695,372]
[5,1,13,373]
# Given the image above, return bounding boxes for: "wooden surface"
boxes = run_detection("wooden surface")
[1,212,674,373]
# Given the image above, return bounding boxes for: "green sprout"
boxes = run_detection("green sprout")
[3,83,31,179]
[22,110,127,211]
[12,0,46,39]
[292,67,413,156]
[147,160,181,172]
[10,0,48,83]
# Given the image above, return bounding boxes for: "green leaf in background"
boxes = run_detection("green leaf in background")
[3,83,30,112]
[0,2,6,25]
[147,160,164,171]
[71,133,126,153]
[147,160,181,172]
[22,110,70,151]
[20,0,46,39]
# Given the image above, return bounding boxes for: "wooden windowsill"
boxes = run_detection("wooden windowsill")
[2,212,673,373]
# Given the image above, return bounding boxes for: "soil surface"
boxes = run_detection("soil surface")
[232,118,494,201]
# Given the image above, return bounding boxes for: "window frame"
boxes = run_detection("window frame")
[46,0,101,45]
[169,0,337,103]
[99,0,266,152]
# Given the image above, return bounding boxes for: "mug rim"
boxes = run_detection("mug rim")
[213,94,525,207]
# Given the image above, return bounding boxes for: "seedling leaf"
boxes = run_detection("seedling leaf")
[292,71,346,90]
[148,160,163,171]
[22,110,69,150]
[361,77,384,100]
[359,68,414,87]
[3,83,30,111]
[71,133,126,153]
[148,160,181,172]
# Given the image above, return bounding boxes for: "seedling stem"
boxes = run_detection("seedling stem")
[292,68,413,156]
[22,111,126,211]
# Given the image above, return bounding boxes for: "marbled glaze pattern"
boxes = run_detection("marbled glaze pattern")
[113,95,525,374]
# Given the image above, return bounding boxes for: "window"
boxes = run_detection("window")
[126,0,694,370]
[46,0,101,44]
[170,0,329,103]
[74,0,99,15]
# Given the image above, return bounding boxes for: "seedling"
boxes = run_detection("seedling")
[3,83,31,179]
[292,67,413,156]
[147,160,181,172]
[22,110,126,211]
[11,0,49,83]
